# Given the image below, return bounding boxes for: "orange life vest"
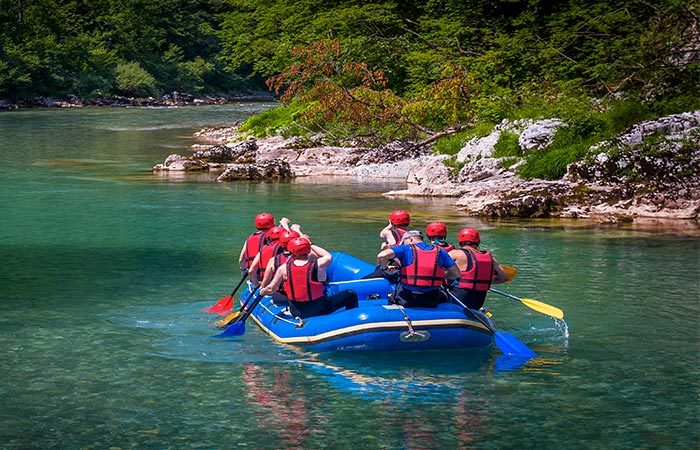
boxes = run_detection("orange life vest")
[283,257,325,302]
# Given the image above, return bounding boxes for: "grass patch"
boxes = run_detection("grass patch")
[492,131,521,158]
[517,125,595,180]
[432,131,470,156]
[238,99,311,137]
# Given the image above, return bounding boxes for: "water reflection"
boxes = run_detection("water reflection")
[288,351,494,400]
[241,352,499,449]
[243,363,311,449]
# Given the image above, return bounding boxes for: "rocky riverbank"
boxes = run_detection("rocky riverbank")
[0,91,275,109]
[154,110,700,224]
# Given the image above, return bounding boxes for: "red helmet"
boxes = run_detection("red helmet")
[458,228,481,245]
[265,226,285,242]
[254,213,275,230]
[279,230,301,249]
[390,210,410,226]
[287,237,312,256]
[426,222,448,238]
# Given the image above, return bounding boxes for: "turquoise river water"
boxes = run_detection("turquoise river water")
[0,105,698,449]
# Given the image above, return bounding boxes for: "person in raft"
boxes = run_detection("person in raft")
[260,237,359,318]
[248,225,285,288]
[379,209,411,250]
[425,221,455,252]
[238,212,275,276]
[259,228,300,306]
[377,230,461,308]
[363,209,411,282]
[447,228,510,310]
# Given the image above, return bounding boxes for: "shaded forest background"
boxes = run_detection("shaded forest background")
[1,1,698,151]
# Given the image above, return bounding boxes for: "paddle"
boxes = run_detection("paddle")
[443,288,536,358]
[204,273,248,315]
[213,291,264,337]
[489,288,564,319]
[214,310,242,328]
[501,264,517,282]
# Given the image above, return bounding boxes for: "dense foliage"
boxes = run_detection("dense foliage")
[0,0,261,98]
[2,1,698,178]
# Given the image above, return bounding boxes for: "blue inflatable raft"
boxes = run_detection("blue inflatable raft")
[235,252,495,353]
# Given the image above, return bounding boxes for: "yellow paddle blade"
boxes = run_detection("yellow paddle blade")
[501,265,517,282]
[521,298,564,319]
[215,311,242,328]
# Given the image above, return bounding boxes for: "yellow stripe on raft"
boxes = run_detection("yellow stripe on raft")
[251,315,492,345]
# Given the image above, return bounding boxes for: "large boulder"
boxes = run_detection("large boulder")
[192,140,257,163]
[216,160,294,181]
[456,119,532,162]
[153,154,208,171]
[519,119,564,151]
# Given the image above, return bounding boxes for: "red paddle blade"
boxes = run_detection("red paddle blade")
[203,295,233,314]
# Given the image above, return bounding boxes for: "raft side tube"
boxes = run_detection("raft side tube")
[327,252,377,281]
[326,278,392,300]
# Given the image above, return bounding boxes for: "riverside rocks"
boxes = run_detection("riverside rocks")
[0,91,275,109]
[154,110,700,222]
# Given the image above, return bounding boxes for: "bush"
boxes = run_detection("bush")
[115,62,159,97]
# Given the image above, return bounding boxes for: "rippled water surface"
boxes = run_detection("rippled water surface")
[1,106,698,449]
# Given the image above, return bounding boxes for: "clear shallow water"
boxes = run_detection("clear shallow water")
[0,106,698,449]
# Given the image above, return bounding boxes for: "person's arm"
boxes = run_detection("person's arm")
[248,253,262,286]
[279,217,291,231]
[491,258,510,284]
[377,247,397,269]
[445,264,462,282]
[238,241,248,273]
[439,250,461,283]
[311,244,332,280]
[260,264,286,296]
[380,222,399,247]
[261,260,276,287]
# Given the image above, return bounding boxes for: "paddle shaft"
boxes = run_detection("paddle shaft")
[234,292,264,324]
[489,288,564,319]
[443,288,495,333]
[490,288,521,302]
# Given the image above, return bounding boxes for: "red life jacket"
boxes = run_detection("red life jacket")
[400,244,443,288]
[272,251,292,294]
[458,248,494,291]
[390,228,407,246]
[283,257,325,302]
[257,243,282,278]
[272,251,291,271]
[243,231,265,269]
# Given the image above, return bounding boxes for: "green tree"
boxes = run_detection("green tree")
[115,61,158,97]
